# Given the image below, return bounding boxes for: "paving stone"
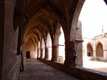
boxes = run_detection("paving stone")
[18,59,79,80]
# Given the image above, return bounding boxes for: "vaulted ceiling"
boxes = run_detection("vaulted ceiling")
[14,0,79,43]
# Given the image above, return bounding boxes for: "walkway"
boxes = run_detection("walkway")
[18,59,79,80]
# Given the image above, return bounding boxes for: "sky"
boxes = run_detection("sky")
[79,0,107,38]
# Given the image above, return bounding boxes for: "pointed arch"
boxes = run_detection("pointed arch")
[58,27,65,63]
[46,33,52,60]
[54,24,65,63]
[23,35,37,59]
[96,42,103,57]
[87,43,93,56]
[41,38,45,59]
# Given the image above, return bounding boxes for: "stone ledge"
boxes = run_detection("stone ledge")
[38,58,107,80]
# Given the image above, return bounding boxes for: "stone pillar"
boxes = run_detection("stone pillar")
[93,50,96,58]
[104,50,107,60]
[45,47,49,60]
[40,49,43,59]
[17,27,22,55]
[104,36,107,60]
[20,51,24,71]
[64,41,75,67]
[0,0,4,78]
[51,24,60,62]
[75,40,83,66]
[93,39,96,58]
[37,48,40,58]
[51,45,59,62]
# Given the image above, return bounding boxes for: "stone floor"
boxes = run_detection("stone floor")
[18,59,79,80]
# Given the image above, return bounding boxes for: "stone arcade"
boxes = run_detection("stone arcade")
[0,0,107,80]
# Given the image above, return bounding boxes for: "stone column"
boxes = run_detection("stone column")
[20,51,24,71]
[17,27,22,55]
[0,0,4,77]
[75,40,83,66]
[93,50,96,58]
[37,48,40,58]
[104,36,107,60]
[104,50,107,60]
[40,49,43,59]
[51,25,60,62]
[93,39,96,58]
[64,41,75,67]
[44,47,49,60]
[51,45,59,62]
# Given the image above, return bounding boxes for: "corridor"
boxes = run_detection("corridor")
[18,59,79,80]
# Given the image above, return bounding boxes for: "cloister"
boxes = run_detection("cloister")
[83,33,107,61]
[0,0,107,80]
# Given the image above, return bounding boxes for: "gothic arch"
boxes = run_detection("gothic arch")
[96,42,103,57]
[87,43,93,56]
[46,33,52,60]
[46,33,52,48]
[23,35,37,59]
[70,0,85,41]
[96,41,103,47]
[54,24,65,63]
[40,38,45,59]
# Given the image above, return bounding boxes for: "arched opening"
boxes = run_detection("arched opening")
[96,42,103,57]
[58,27,65,63]
[79,0,107,38]
[87,43,93,57]
[77,0,107,72]
[41,38,45,59]
[37,41,41,58]
[23,36,37,59]
[54,24,65,63]
[46,33,52,60]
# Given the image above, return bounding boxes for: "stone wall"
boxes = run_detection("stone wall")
[83,34,107,61]
[1,0,21,80]
[0,0,4,79]
[39,59,107,80]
